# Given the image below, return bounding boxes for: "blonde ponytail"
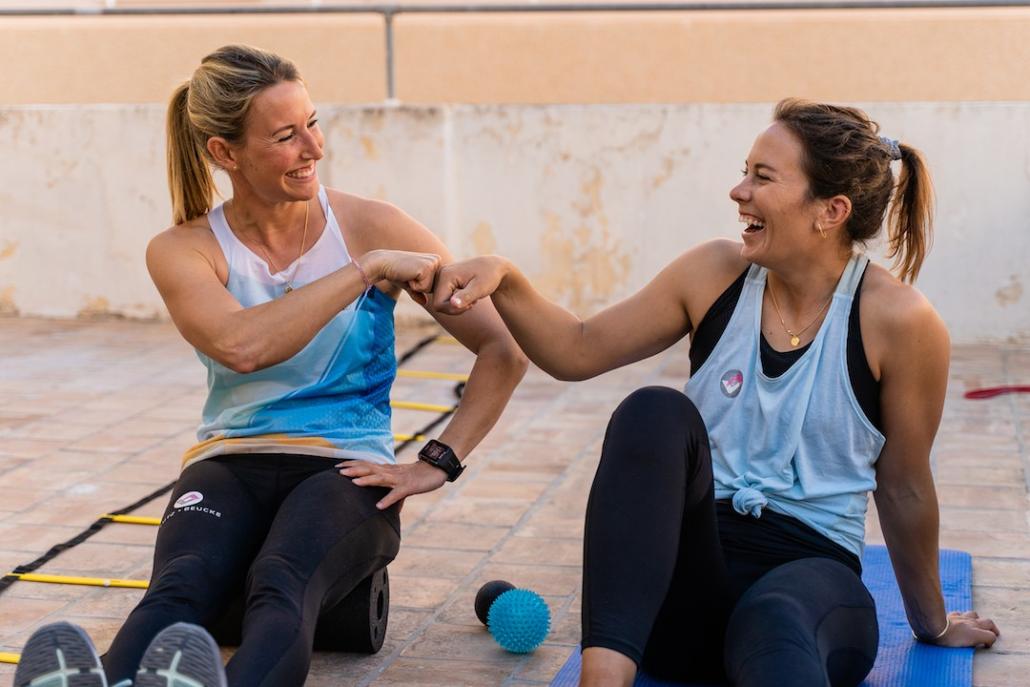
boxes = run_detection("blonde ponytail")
[166,82,216,225]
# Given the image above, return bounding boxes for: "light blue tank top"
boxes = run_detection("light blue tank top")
[182,186,396,470]
[684,254,885,557]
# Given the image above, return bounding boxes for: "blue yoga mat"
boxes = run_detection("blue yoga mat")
[550,546,973,687]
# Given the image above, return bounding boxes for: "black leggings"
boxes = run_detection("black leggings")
[582,387,878,686]
[102,453,400,687]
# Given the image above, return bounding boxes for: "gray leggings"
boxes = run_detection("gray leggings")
[582,387,878,686]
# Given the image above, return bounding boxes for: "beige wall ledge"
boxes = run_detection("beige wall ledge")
[2,8,1029,104]
[0,14,387,105]
[394,8,1030,103]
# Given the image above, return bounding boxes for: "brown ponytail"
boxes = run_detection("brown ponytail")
[886,144,934,283]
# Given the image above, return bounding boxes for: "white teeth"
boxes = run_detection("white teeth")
[738,214,765,228]
[287,166,313,179]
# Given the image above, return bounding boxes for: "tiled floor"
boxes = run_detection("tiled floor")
[0,317,1026,686]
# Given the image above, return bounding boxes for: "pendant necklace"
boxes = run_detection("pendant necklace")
[767,278,835,348]
[256,200,310,295]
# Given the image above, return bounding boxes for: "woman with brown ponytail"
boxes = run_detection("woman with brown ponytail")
[14,45,525,687]
[430,99,999,686]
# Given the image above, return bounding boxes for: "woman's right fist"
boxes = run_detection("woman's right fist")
[361,250,441,304]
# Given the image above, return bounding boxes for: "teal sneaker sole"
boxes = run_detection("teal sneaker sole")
[13,621,106,687]
[134,623,226,687]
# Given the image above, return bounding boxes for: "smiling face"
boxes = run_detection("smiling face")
[728,122,826,267]
[228,79,324,203]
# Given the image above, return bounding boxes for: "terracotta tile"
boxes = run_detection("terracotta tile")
[373,656,515,686]
[0,439,67,459]
[939,531,1030,559]
[492,537,582,567]
[474,563,581,597]
[89,522,161,547]
[388,547,484,580]
[401,622,517,663]
[65,433,162,454]
[936,485,1027,510]
[389,576,458,610]
[973,558,1030,587]
[935,465,1026,487]
[63,587,145,619]
[28,541,153,578]
[303,637,403,682]
[7,421,101,441]
[0,523,82,553]
[402,523,509,552]
[459,479,551,501]
[426,497,531,527]
[941,507,1028,532]
[0,487,51,513]
[0,466,96,492]
[1,579,95,603]
[0,596,66,639]
[974,648,1030,687]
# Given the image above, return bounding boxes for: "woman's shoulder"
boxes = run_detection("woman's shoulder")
[148,215,217,255]
[859,260,948,376]
[325,189,406,229]
[325,188,442,255]
[860,261,942,332]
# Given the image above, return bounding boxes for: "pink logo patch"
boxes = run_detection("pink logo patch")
[720,370,743,398]
[173,491,204,509]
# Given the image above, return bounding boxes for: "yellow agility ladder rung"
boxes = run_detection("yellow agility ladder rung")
[390,401,455,413]
[10,572,149,590]
[0,652,19,664]
[396,370,469,382]
[393,433,427,442]
[434,335,459,345]
[102,514,162,526]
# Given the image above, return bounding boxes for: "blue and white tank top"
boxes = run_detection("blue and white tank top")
[684,254,885,558]
[182,186,396,470]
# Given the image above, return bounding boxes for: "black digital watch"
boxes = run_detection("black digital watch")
[417,439,465,482]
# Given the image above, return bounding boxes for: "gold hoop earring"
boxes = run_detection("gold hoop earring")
[816,223,827,239]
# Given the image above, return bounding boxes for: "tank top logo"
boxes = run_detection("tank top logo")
[720,369,743,398]
[173,491,203,509]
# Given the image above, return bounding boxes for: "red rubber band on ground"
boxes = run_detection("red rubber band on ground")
[964,385,1030,400]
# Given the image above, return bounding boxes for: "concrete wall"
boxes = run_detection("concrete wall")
[1,102,1028,342]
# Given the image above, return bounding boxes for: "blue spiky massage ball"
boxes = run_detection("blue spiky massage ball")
[486,588,551,653]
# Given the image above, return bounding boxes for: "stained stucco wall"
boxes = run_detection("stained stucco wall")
[1,102,1027,342]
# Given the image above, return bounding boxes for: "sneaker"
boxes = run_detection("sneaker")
[134,623,226,687]
[13,621,107,687]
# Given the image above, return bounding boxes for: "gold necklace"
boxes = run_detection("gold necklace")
[766,278,835,348]
[256,200,309,295]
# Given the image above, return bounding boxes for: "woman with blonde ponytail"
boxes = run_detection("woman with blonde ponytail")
[427,99,999,686]
[14,44,526,687]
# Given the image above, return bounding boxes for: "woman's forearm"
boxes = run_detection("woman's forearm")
[489,263,597,381]
[435,338,528,459]
[876,489,948,638]
[214,258,374,373]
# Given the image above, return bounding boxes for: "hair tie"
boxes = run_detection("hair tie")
[880,136,902,161]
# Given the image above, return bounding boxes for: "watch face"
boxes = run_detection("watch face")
[423,441,447,461]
